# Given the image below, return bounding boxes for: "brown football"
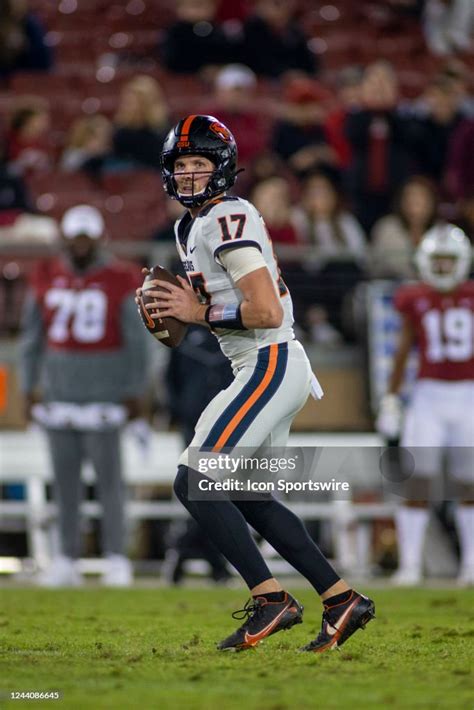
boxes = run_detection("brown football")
[138,265,187,348]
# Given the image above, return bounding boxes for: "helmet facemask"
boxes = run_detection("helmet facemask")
[162,150,235,207]
[160,115,238,208]
[174,157,215,207]
[425,254,463,292]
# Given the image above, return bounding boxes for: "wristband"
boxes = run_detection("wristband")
[205,303,247,331]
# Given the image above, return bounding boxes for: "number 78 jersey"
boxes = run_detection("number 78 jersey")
[31,257,139,350]
[395,281,474,380]
[175,196,295,363]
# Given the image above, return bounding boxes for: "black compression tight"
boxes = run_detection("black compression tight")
[232,496,340,595]
[174,465,272,588]
[174,466,340,594]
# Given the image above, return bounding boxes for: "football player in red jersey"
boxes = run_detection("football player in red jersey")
[378,224,474,585]
[19,205,148,587]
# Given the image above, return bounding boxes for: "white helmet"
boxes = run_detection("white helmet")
[415,223,472,292]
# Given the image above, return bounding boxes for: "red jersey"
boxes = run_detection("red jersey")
[30,257,141,352]
[394,281,474,381]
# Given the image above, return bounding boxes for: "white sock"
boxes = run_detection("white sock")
[455,506,474,571]
[395,507,430,572]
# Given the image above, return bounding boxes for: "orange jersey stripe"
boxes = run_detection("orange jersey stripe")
[212,344,279,452]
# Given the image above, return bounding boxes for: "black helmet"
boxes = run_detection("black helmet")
[160,114,238,207]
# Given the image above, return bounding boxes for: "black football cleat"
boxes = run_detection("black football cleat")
[300,591,375,653]
[217,593,303,652]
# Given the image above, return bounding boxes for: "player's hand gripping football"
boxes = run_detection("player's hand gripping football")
[135,268,204,325]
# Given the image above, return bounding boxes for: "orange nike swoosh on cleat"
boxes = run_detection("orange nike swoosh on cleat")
[243,602,291,646]
[326,597,360,637]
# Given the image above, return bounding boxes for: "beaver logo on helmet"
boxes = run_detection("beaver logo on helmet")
[209,120,233,142]
[160,115,238,208]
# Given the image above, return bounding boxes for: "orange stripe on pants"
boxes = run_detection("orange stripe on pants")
[212,344,279,452]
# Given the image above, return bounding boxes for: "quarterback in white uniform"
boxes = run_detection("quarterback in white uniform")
[139,115,374,653]
[173,191,312,456]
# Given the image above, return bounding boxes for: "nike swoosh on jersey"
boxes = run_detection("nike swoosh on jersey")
[326,597,359,637]
[243,601,291,645]
[189,245,197,253]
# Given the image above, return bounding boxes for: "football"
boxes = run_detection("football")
[138,265,188,348]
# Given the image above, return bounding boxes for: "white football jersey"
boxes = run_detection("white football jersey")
[174,196,295,363]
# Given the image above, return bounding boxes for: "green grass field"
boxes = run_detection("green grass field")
[0,586,473,710]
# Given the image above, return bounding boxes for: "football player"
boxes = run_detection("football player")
[378,224,474,585]
[20,205,148,587]
[137,115,375,652]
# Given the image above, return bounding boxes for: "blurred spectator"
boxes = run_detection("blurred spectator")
[241,0,317,78]
[288,171,367,339]
[439,58,474,117]
[423,0,474,55]
[0,0,53,78]
[60,115,113,176]
[293,171,367,259]
[5,97,52,175]
[19,205,148,587]
[345,61,414,233]
[324,66,363,171]
[236,150,287,196]
[272,78,336,178]
[444,118,474,201]
[161,0,239,75]
[204,64,270,165]
[410,75,464,183]
[370,176,439,279]
[0,160,57,244]
[0,160,33,224]
[251,176,301,245]
[112,75,170,170]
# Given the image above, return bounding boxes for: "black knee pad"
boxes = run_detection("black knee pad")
[174,464,191,503]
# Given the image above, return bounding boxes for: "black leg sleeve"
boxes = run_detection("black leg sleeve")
[173,466,273,589]
[234,496,340,595]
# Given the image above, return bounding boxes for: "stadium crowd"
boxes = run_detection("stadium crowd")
[1,0,473,341]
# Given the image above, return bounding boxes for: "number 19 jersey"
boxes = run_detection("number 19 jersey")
[395,281,474,381]
[174,196,295,364]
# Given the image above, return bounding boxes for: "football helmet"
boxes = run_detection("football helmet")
[415,224,472,292]
[160,115,238,207]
